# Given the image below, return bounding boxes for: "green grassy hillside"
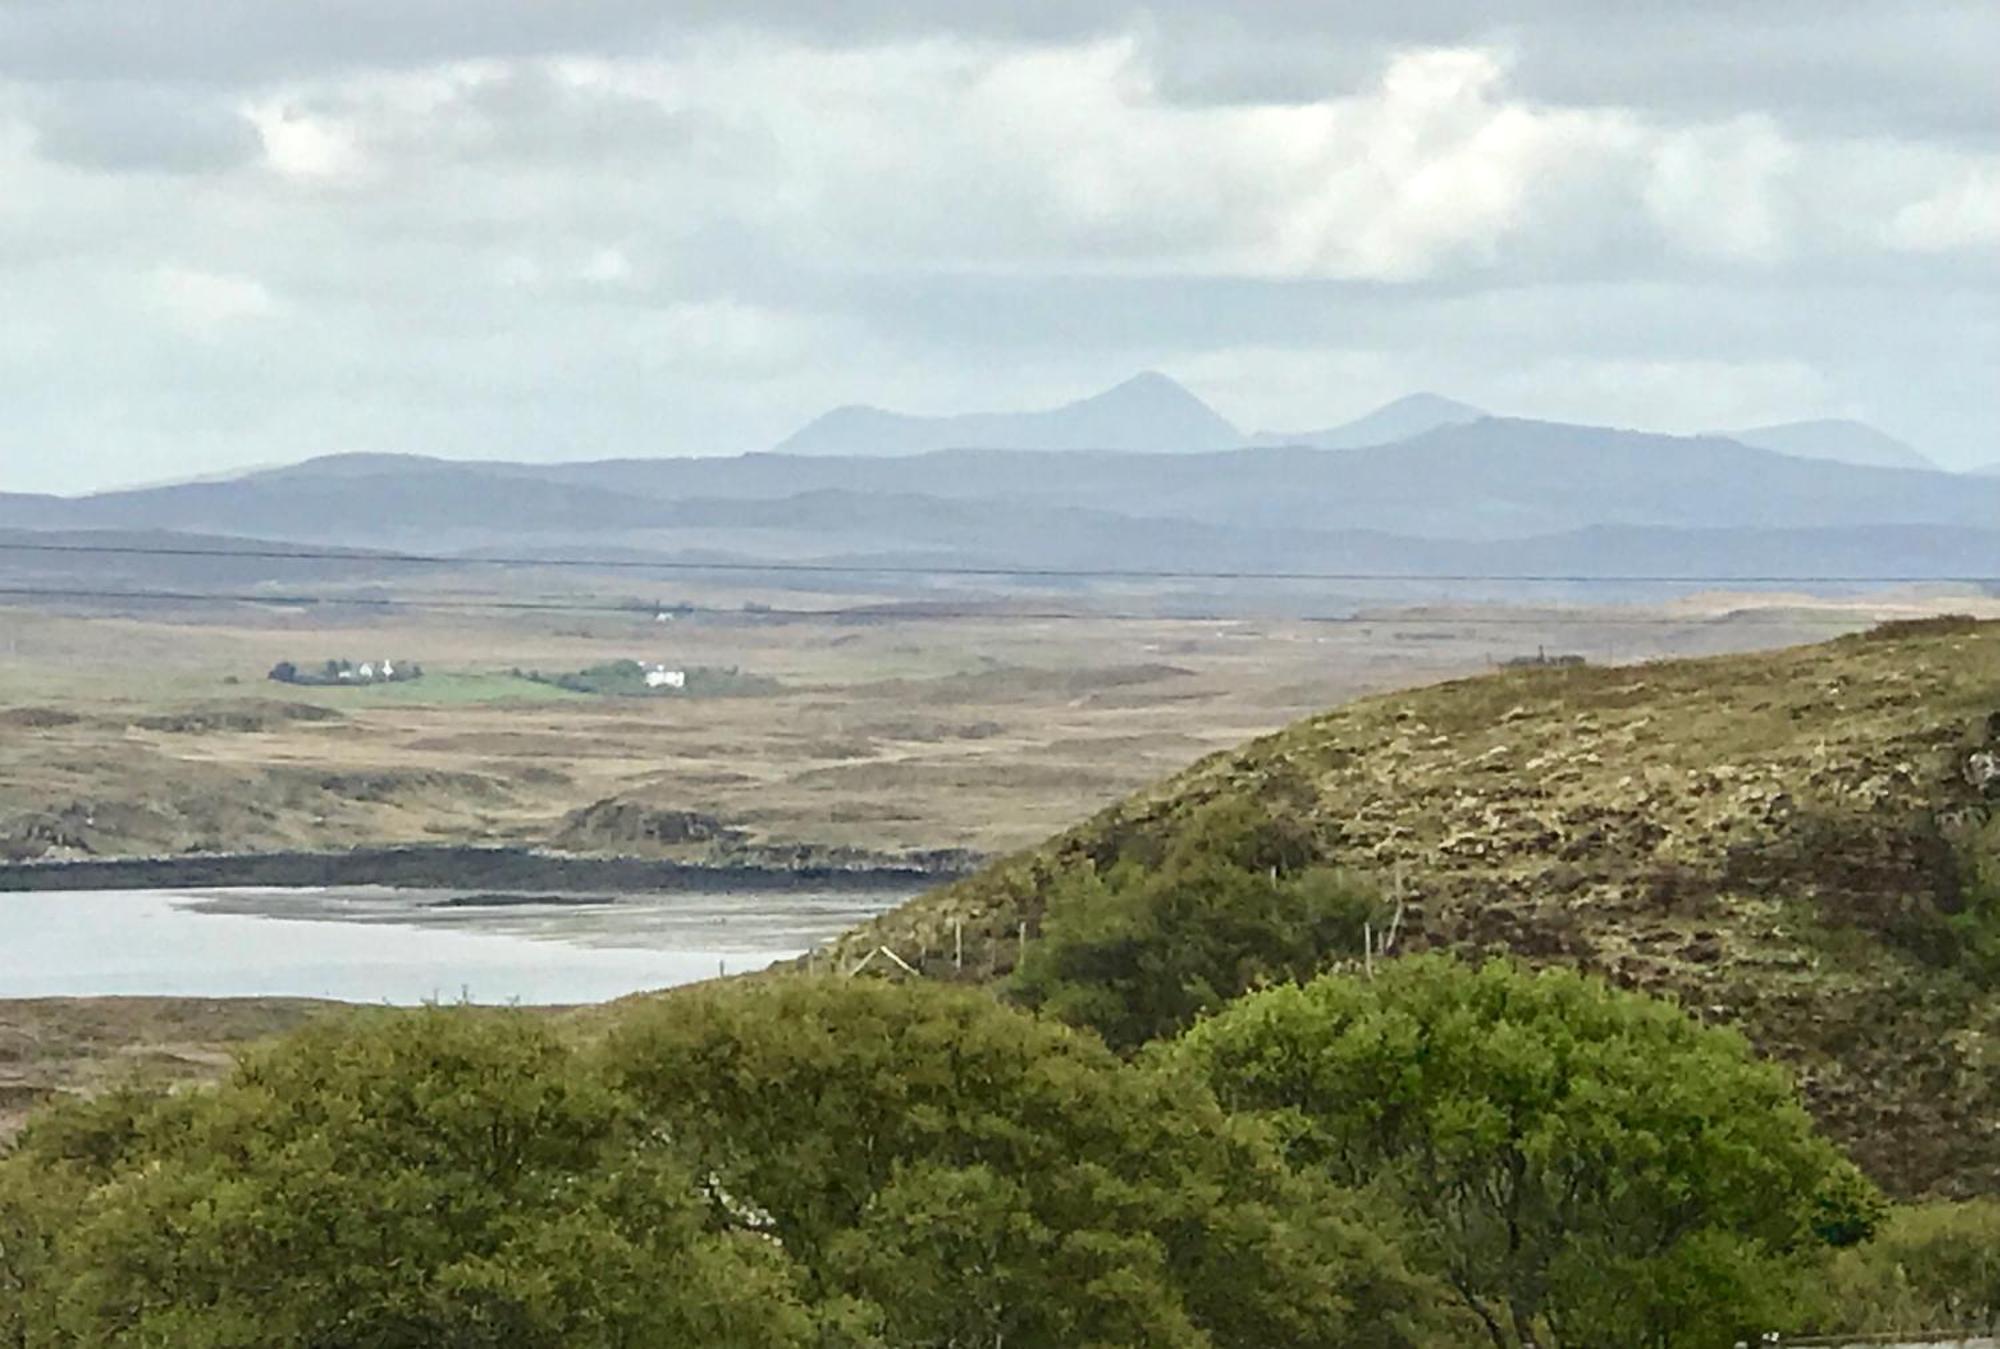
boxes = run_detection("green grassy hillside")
[821,618,2000,1199]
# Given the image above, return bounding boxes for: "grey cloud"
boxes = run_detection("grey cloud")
[28,84,260,173]
[2,2,1993,145]
[344,67,723,170]
[1126,2,1999,142]
[0,1,672,83]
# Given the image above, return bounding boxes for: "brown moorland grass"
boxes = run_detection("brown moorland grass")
[823,618,2000,1198]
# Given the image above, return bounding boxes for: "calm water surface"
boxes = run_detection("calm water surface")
[0,884,915,1004]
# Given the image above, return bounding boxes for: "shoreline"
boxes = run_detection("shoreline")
[0,844,974,894]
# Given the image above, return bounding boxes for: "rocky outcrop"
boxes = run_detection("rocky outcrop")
[1967,712,2000,797]
[553,798,747,853]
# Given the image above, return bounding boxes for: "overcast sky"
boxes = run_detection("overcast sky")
[2,2,1995,493]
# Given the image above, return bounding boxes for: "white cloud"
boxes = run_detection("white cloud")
[1644,117,1796,262]
[578,246,634,286]
[588,39,1640,283]
[638,298,826,377]
[1887,164,2000,252]
[149,265,279,332]
[1266,50,1638,280]
[246,100,367,180]
[492,244,639,292]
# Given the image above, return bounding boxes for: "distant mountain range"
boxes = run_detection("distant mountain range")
[773,371,1241,456]
[772,374,1953,479]
[8,412,1999,600]
[6,371,1991,610]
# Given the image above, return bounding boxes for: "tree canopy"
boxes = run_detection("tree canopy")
[1012,797,1380,1051]
[1,981,1435,1348]
[599,976,1433,1348]
[0,954,1930,1346]
[0,1010,817,1348]
[1172,956,1882,1349]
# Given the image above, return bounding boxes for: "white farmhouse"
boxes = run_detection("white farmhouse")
[358,662,376,680]
[380,659,394,679]
[644,665,687,690]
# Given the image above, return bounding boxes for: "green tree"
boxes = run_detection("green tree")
[600,975,1436,1349]
[1172,957,1880,1349]
[0,1009,816,1348]
[1013,798,1379,1051]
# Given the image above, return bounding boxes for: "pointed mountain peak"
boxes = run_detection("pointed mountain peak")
[1096,370,1197,401]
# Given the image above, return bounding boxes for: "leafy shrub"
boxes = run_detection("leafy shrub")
[1172,956,1882,1349]
[0,985,1439,1348]
[600,976,1437,1349]
[0,1010,816,1348]
[1013,798,1379,1050]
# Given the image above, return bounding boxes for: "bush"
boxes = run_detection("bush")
[1172,956,1881,1349]
[0,1010,816,1348]
[0,985,1440,1348]
[1013,798,1379,1051]
[600,976,1438,1349]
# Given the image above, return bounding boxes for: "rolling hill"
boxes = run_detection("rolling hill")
[1727,419,1935,471]
[0,464,674,550]
[0,528,414,590]
[816,618,2000,1199]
